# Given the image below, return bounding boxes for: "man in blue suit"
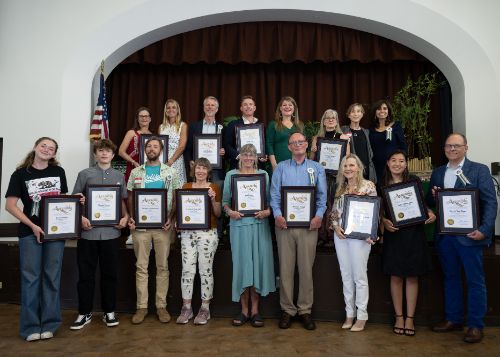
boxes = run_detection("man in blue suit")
[185,96,225,187]
[427,133,497,343]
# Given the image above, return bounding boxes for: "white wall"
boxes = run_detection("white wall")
[1,0,499,223]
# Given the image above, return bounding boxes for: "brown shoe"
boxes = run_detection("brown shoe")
[279,312,292,329]
[463,328,484,343]
[300,313,316,330]
[157,308,171,323]
[432,320,463,332]
[132,308,148,324]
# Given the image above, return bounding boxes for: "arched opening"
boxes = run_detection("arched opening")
[60,5,494,182]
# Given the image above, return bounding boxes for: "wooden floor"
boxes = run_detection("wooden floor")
[0,304,499,356]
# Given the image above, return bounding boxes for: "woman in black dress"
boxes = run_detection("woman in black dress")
[309,109,350,244]
[369,100,407,183]
[381,150,435,336]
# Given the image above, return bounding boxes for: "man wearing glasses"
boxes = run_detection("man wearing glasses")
[270,132,327,330]
[426,133,497,343]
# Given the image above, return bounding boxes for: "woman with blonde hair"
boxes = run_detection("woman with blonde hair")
[159,99,187,184]
[329,154,378,332]
[266,96,304,170]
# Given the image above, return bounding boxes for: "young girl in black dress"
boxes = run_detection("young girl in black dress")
[381,150,435,336]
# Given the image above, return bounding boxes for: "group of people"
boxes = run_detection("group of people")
[4,95,496,345]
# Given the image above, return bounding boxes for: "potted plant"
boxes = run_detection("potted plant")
[393,72,443,174]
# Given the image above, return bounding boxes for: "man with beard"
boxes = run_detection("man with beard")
[127,136,181,324]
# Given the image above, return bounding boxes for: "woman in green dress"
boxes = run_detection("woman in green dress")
[266,96,304,170]
[222,144,276,327]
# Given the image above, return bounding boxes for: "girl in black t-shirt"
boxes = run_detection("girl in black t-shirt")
[5,137,68,342]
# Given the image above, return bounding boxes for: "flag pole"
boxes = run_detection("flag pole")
[89,59,109,141]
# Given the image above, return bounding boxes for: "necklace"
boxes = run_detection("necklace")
[346,183,357,194]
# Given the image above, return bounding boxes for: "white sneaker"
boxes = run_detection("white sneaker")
[26,333,40,342]
[70,313,92,330]
[40,331,53,340]
[125,235,133,245]
[102,312,119,327]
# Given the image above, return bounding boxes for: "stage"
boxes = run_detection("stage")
[1,236,499,326]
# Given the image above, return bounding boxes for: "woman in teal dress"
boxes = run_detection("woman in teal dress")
[266,96,304,170]
[222,144,275,327]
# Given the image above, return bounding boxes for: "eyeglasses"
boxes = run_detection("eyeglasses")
[138,114,150,118]
[288,140,307,146]
[444,144,466,150]
[324,118,337,121]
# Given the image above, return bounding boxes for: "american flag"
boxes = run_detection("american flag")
[89,72,109,140]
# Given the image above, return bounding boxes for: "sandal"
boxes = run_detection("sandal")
[232,313,249,327]
[404,316,416,336]
[393,315,404,335]
[250,313,264,328]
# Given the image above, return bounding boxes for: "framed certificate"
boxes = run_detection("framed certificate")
[86,185,122,226]
[281,186,315,227]
[341,195,381,240]
[381,180,428,228]
[236,123,265,157]
[139,134,169,165]
[175,188,211,230]
[231,174,266,216]
[315,138,348,175]
[436,189,479,235]
[133,188,167,229]
[194,134,222,169]
[40,195,82,241]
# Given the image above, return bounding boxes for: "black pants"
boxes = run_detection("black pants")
[77,238,119,314]
[318,174,336,242]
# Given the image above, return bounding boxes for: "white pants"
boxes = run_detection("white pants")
[334,233,371,320]
[180,229,218,301]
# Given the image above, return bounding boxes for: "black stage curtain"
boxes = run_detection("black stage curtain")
[107,22,444,160]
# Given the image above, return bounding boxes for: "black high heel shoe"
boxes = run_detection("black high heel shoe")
[404,316,416,336]
[393,315,404,335]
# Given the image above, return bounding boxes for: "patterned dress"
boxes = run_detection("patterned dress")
[160,122,187,184]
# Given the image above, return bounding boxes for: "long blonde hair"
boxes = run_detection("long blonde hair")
[17,137,60,170]
[160,99,182,132]
[335,154,365,198]
[316,109,342,137]
[274,96,303,132]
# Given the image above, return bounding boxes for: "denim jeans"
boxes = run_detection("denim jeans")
[18,235,65,339]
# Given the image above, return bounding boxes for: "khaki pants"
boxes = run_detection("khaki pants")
[276,228,318,316]
[133,229,173,309]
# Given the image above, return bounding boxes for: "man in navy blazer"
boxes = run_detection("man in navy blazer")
[185,96,225,186]
[224,95,268,170]
[426,133,497,343]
